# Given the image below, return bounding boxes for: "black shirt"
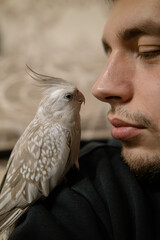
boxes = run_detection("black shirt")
[9,141,160,240]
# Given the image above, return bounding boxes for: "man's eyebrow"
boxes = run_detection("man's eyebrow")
[117,21,160,41]
[101,21,160,53]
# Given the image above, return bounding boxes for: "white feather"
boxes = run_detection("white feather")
[0,68,85,239]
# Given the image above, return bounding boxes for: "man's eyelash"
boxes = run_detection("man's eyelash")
[138,50,160,59]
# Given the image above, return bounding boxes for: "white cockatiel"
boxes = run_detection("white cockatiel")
[0,68,85,240]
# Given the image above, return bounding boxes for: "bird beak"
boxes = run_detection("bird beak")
[76,90,85,104]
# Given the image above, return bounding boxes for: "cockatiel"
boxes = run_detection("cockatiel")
[0,67,85,240]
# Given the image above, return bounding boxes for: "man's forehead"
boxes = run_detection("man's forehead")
[103,0,160,43]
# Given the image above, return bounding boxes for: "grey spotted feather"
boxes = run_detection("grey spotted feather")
[0,67,85,240]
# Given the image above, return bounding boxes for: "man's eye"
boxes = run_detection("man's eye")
[138,50,160,59]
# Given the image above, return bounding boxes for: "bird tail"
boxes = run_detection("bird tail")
[0,207,28,233]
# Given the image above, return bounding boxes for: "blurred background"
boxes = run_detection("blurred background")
[0,0,111,181]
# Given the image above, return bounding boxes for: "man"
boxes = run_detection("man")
[92,0,160,180]
[9,0,160,239]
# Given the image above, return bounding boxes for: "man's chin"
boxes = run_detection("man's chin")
[121,146,160,183]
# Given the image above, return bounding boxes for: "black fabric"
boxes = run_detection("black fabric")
[9,140,160,240]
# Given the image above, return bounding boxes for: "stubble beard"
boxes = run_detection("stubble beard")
[121,145,160,181]
[109,106,160,181]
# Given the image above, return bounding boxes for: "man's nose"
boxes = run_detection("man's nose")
[92,51,134,104]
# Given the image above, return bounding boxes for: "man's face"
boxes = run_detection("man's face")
[92,0,160,176]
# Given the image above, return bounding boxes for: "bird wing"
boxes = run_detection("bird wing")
[0,121,71,232]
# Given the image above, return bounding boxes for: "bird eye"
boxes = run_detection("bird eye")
[64,93,73,100]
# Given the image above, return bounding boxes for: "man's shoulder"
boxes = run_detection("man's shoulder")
[66,139,122,185]
[79,139,121,160]
[44,139,124,239]
[43,140,123,239]
[46,139,122,201]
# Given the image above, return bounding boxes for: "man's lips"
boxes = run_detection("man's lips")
[109,118,146,140]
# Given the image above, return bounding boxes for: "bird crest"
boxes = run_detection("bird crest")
[26,65,74,90]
